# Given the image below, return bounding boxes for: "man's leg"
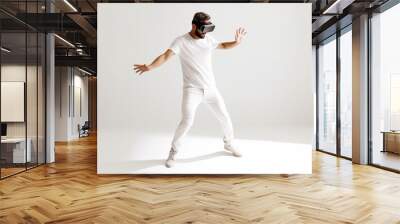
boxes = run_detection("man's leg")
[204,88,241,157]
[166,88,203,167]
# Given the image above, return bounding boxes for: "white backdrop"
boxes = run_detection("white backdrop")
[98,3,313,174]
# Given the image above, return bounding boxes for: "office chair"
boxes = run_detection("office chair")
[79,121,90,138]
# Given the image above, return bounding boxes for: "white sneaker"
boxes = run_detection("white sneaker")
[224,144,242,157]
[165,148,177,168]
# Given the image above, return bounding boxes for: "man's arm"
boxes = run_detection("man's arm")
[133,49,175,75]
[217,27,247,50]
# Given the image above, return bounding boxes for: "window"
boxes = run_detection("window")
[318,36,337,154]
[339,28,352,158]
[370,3,400,171]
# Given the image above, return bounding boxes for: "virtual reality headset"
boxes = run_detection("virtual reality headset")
[193,20,215,33]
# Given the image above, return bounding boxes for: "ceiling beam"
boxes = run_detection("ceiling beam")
[322,0,356,14]
[55,55,96,70]
[67,13,97,45]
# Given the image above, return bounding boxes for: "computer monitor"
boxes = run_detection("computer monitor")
[1,123,7,137]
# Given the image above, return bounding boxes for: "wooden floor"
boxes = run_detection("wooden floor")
[372,150,400,171]
[1,134,400,224]
[1,167,26,178]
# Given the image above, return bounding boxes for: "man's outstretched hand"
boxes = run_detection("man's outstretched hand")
[133,64,150,75]
[235,27,247,44]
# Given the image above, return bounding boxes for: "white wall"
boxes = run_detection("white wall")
[1,65,38,138]
[55,67,89,141]
[1,65,26,124]
[1,64,46,164]
[71,73,89,138]
[97,3,313,173]
[55,66,69,141]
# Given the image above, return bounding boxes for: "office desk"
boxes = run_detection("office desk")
[1,138,32,164]
[382,131,400,154]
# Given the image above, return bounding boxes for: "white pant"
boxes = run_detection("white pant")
[171,86,235,151]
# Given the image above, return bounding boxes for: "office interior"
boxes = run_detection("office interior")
[0,0,400,222]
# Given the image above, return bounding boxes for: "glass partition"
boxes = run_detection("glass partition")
[317,36,337,154]
[0,31,28,177]
[0,1,46,179]
[371,3,400,171]
[38,32,45,165]
[27,30,38,169]
[339,28,352,158]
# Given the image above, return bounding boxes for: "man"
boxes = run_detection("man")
[134,12,247,168]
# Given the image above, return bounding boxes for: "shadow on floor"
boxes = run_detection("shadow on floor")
[111,151,233,172]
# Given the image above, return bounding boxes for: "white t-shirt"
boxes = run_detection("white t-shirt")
[169,33,220,89]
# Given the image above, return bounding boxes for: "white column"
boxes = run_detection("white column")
[352,14,369,164]
[45,1,56,163]
[46,33,55,163]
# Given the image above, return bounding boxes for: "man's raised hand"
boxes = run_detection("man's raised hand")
[133,64,150,75]
[235,27,247,44]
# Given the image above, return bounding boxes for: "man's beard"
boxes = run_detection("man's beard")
[195,29,206,39]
